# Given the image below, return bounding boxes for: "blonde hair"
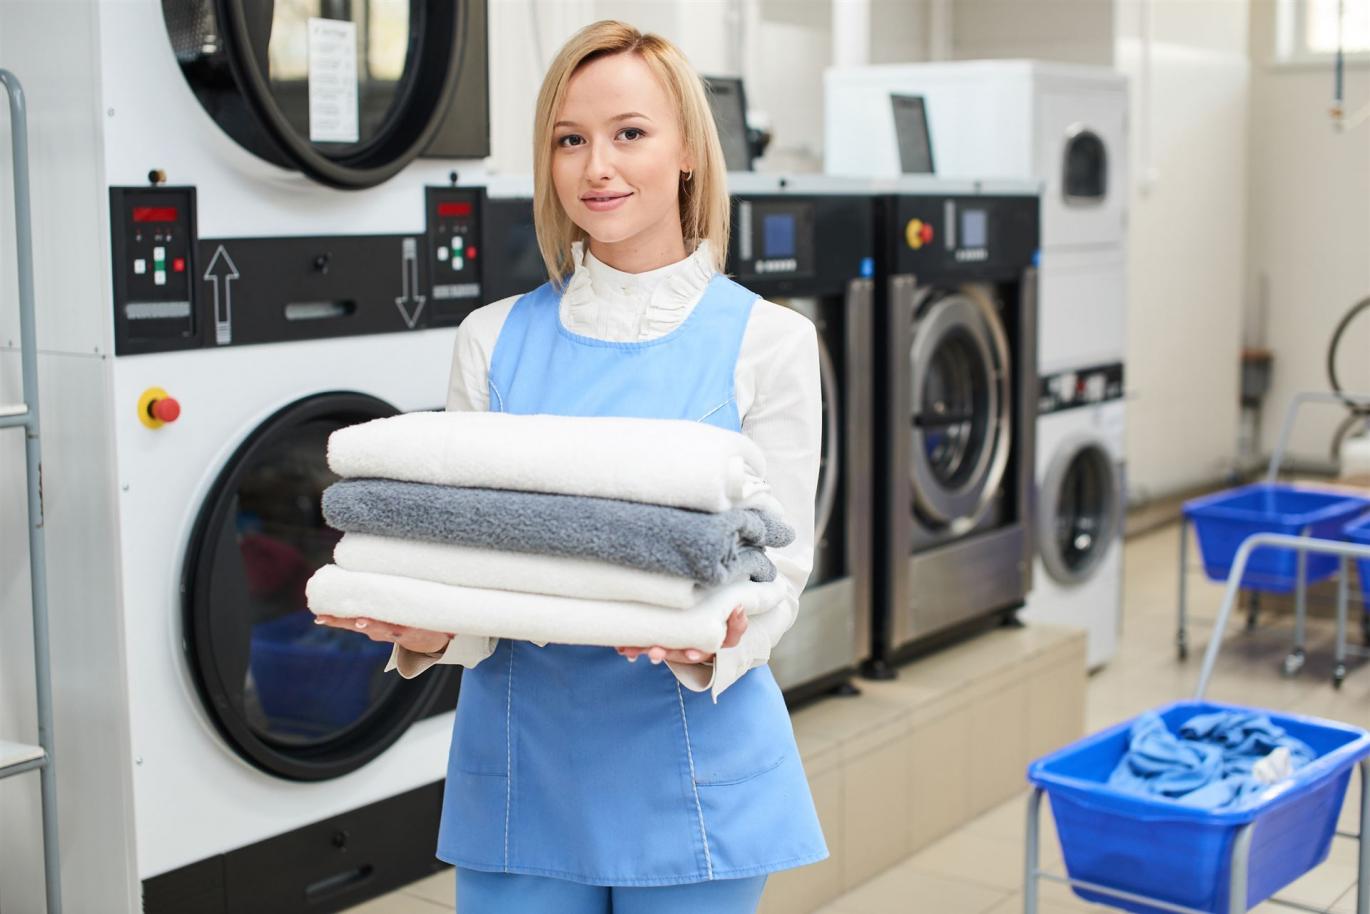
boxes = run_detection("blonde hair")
[532,20,730,285]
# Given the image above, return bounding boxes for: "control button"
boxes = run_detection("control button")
[134,259,146,275]
[453,235,464,250]
[453,257,465,271]
[150,397,181,423]
[906,219,927,250]
[468,246,478,259]
[154,270,166,286]
[172,257,185,273]
[437,246,449,261]
[920,223,934,244]
[153,245,166,261]
[137,387,180,429]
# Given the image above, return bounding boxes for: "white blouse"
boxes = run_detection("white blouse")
[385,239,822,700]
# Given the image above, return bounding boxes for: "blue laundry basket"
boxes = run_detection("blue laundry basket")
[1028,700,1370,914]
[250,610,391,735]
[1183,483,1370,592]
[1345,513,1370,612]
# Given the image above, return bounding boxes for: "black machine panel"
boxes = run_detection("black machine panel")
[142,781,448,914]
[728,194,873,298]
[480,194,549,301]
[110,186,486,355]
[1038,362,1125,416]
[882,194,1039,282]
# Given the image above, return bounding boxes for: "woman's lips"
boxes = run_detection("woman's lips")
[581,192,631,212]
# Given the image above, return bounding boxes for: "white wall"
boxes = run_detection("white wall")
[1116,2,1250,501]
[952,0,1115,64]
[1246,0,1370,468]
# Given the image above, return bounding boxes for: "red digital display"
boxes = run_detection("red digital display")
[437,201,473,218]
[133,206,179,224]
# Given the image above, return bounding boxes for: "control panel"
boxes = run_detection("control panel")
[1038,363,1124,415]
[109,185,486,355]
[425,187,483,321]
[886,194,1039,281]
[726,194,873,299]
[733,199,815,281]
[109,187,198,351]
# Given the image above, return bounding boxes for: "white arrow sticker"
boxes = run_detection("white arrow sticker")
[395,237,427,328]
[203,245,240,345]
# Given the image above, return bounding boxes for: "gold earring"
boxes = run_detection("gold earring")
[683,169,693,182]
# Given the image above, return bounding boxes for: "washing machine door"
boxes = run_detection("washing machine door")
[907,286,1011,530]
[163,0,469,188]
[1038,433,1123,584]
[183,392,454,781]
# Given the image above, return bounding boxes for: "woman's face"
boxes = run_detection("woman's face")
[551,52,691,259]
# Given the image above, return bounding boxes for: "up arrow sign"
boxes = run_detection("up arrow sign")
[395,237,427,328]
[203,245,240,345]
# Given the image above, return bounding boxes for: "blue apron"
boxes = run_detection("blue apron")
[435,273,828,886]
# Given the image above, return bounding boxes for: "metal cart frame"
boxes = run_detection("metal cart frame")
[1177,391,1370,688]
[1029,533,1370,914]
[0,68,62,912]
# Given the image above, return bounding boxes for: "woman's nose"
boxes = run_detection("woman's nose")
[585,139,615,181]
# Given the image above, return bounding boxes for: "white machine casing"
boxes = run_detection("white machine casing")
[0,2,488,911]
[823,59,1128,251]
[1024,390,1126,669]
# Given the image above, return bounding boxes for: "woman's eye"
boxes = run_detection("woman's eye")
[557,134,585,148]
[618,127,645,141]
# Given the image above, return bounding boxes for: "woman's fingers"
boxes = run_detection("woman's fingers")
[720,605,748,649]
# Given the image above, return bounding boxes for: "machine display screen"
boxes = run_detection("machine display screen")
[960,208,987,249]
[132,206,180,224]
[763,213,796,258]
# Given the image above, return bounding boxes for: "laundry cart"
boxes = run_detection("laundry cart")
[1026,533,1370,914]
[1176,392,1370,684]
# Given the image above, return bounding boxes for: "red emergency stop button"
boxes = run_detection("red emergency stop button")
[138,387,181,429]
[151,397,181,423]
[906,218,935,250]
[173,257,186,273]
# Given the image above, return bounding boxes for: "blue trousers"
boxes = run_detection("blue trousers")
[455,867,769,913]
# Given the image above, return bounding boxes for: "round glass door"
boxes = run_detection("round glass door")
[1039,436,1121,584]
[908,288,1011,529]
[184,393,450,781]
[163,0,466,188]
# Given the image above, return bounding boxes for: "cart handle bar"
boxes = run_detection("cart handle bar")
[1196,532,1370,699]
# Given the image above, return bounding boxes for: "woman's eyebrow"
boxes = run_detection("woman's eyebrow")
[553,112,653,129]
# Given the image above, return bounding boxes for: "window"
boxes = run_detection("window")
[1308,0,1370,51]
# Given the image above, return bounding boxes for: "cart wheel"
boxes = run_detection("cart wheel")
[1334,665,1347,689]
[1282,651,1306,677]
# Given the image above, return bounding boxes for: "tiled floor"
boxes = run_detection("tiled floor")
[346,521,1370,913]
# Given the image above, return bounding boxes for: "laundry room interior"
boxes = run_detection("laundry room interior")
[1,0,1370,912]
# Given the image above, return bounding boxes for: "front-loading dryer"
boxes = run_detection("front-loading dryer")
[1022,364,1127,669]
[0,3,494,911]
[867,179,1040,673]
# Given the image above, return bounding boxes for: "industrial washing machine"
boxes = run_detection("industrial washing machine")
[1027,364,1126,669]
[866,179,1040,672]
[0,1,491,912]
[726,174,875,704]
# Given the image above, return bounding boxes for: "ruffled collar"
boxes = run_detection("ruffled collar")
[560,239,716,340]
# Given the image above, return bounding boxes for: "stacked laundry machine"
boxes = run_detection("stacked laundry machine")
[0,2,492,912]
[826,60,1129,669]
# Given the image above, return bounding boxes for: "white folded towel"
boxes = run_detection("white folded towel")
[333,532,704,608]
[326,411,779,514]
[305,565,786,652]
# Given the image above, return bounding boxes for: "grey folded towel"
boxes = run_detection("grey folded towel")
[321,479,795,586]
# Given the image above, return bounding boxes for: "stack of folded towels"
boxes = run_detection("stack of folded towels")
[304,411,795,654]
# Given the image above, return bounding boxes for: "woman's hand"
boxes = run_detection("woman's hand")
[313,614,453,655]
[617,606,747,666]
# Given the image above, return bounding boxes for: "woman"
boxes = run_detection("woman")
[316,20,825,913]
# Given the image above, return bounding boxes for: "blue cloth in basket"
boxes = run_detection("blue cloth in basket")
[1108,710,1314,809]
